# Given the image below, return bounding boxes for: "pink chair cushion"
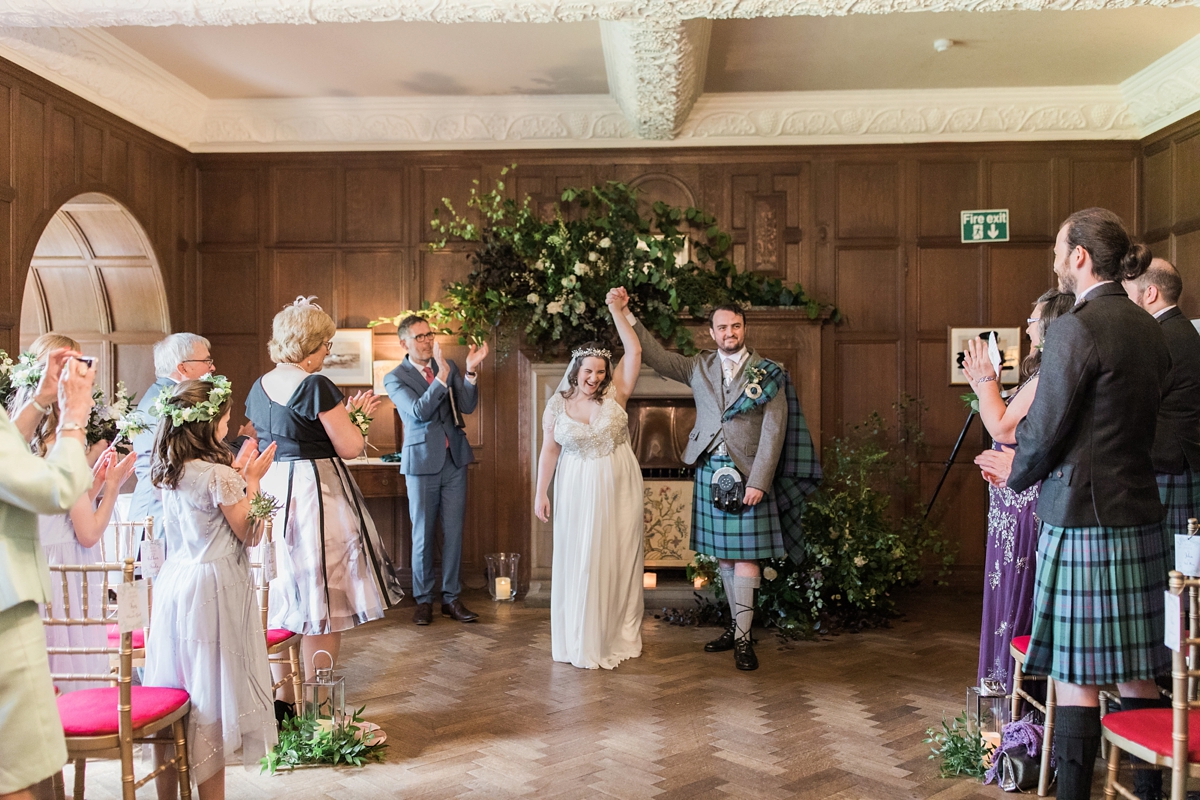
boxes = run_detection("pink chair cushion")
[106,624,145,650]
[58,687,189,737]
[1011,635,1030,656]
[1104,708,1200,761]
[267,629,298,648]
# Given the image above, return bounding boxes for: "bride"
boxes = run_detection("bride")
[535,289,645,669]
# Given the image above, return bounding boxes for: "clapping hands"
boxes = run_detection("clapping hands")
[465,341,489,373]
[234,440,277,482]
[961,338,997,386]
[974,445,1015,488]
[346,390,381,418]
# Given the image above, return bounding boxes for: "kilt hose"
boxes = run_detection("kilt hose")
[1024,520,1170,685]
[1157,468,1200,564]
[691,452,785,560]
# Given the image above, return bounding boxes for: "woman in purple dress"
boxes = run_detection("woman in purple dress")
[964,288,1075,693]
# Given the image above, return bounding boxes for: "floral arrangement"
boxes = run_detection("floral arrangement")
[152,374,232,427]
[690,398,956,639]
[369,166,837,357]
[926,711,993,780]
[0,349,13,408]
[348,408,372,436]
[247,491,282,524]
[261,706,385,774]
[88,381,142,448]
[10,351,42,392]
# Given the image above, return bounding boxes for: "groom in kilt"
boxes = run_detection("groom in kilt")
[1124,258,1200,565]
[977,208,1171,800]
[611,288,819,670]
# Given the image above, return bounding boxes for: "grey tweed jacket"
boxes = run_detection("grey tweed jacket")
[634,320,786,492]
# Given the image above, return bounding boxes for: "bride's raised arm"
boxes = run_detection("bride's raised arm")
[606,287,641,406]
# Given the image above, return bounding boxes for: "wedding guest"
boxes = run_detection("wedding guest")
[246,298,402,681]
[964,289,1073,695]
[0,354,94,800]
[976,208,1169,800]
[384,316,488,626]
[1124,258,1200,563]
[145,377,278,800]
[128,333,216,533]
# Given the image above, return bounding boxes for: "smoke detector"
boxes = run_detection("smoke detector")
[933,38,955,52]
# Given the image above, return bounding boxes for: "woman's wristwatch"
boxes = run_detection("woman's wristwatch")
[58,421,86,434]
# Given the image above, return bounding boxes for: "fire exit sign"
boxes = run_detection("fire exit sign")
[961,209,1010,243]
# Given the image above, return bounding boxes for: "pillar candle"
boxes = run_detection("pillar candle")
[643,572,657,589]
[495,577,511,598]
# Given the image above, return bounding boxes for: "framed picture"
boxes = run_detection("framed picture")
[949,327,1022,386]
[319,329,374,386]
[372,359,402,396]
[643,480,696,568]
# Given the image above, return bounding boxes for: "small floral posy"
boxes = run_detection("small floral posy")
[247,491,282,523]
[743,362,768,400]
[348,408,372,436]
[152,374,232,427]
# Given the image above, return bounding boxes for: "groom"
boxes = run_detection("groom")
[385,316,488,626]
[610,288,788,670]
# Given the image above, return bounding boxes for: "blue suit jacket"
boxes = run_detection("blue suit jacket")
[384,358,477,476]
[127,375,175,525]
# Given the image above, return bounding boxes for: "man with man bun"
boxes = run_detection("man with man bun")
[1125,258,1200,563]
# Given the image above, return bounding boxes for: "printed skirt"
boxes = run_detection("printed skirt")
[691,453,784,560]
[1158,469,1200,564]
[1024,520,1170,685]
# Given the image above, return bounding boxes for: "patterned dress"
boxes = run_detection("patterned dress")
[978,442,1040,694]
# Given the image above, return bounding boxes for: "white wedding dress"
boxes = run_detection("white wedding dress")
[544,387,645,669]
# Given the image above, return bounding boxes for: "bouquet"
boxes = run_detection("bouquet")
[247,491,282,524]
[88,381,140,449]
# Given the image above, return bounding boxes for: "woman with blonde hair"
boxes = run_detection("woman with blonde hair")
[10,333,136,692]
[246,297,402,686]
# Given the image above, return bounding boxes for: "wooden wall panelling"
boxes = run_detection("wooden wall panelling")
[1071,157,1137,229]
[1141,114,1200,321]
[990,160,1055,240]
[1175,131,1200,229]
[989,247,1055,326]
[1142,142,1173,239]
[273,166,338,244]
[273,250,336,313]
[344,167,405,243]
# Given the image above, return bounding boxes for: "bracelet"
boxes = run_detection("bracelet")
[466,371,478,378]
[975,376,997,385]
[30,397,51,415]
[58,421,85,433]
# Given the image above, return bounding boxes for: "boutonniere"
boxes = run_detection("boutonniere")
[743,362,767,400]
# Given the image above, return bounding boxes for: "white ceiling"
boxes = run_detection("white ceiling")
[2,1,1200,150]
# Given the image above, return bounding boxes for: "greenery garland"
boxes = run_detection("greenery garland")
[371,166,838,356]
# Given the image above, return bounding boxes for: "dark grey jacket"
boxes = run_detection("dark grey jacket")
[1152,306,1200,475]
[1008,282,1169,527]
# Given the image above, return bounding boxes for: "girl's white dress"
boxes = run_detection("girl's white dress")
[544,388,645,670]
[144,461,277,786]
[39,514,107,693]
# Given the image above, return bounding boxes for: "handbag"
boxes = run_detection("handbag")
[995,748,1041,793]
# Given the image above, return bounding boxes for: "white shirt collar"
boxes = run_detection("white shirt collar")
[1154,304,1178,319]
[1075,281,1114,303]
[719,348,748,366]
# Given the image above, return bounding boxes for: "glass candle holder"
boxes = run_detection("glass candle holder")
[303,650,345,728]
[485,552,519,601]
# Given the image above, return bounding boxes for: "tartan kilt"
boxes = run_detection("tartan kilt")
[1024,520,1170,685]
[691,453,785,560]
[1158,469,1200,562]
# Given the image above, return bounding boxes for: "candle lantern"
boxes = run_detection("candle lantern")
[485,553,520,601]
[966,681,1010,741]
[303,650,345,728]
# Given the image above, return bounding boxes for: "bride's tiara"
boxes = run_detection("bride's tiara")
[572,346,612,361]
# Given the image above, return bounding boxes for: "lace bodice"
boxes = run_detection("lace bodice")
[544,390,630,461]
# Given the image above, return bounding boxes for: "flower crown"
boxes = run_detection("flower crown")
[152,374,232,428]
[572,346,612,361]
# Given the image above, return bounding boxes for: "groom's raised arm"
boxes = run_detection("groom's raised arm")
[630,316,696,386]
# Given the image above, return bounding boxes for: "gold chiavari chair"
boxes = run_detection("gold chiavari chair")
[45,556,192,800]
[1102,571,1200,800]
[252,518,303,712]
[101,518,155,668]
[1009,635,1057,796]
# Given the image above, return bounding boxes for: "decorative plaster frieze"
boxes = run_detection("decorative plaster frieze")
[600,18,710,139]
[1,0,1196,27]
[0,25,204,146]
[1122,33,1200,133]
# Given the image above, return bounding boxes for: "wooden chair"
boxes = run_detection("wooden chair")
[1010,634,1057,796]
[252,518,303,712]
[44,556,192,800]
[1102,570,1200,800]
[101,518,155,668]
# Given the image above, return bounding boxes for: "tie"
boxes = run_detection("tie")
[722,358,735,386]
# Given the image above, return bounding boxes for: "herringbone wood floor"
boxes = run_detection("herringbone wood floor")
[81,589,1023,799]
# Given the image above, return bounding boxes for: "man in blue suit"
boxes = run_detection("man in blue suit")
[384,315,488,625]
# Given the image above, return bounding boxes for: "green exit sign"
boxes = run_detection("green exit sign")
[961,209,1010,243]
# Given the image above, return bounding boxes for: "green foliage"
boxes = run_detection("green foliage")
[925,711,993,780]
[406,165,837,357]
[247,491,282,523]
[691,398,956,639]
[260,707,386,774]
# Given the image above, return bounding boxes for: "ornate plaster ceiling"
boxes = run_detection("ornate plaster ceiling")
[0,0,1198,150]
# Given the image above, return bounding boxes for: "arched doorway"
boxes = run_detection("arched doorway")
[19,193,170,397]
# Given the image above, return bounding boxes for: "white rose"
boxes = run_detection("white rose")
[853,555,867,568]
[599,237,611,249]
[588,251,599,262]
[574,262,590,276]
[762,566,778,581]
[534,259,546,271]
[526,293,540,305]
[562,275,577,289]
[547,301,564,315]
[574,301,586,315]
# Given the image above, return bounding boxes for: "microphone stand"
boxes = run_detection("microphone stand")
[924,411,975,520]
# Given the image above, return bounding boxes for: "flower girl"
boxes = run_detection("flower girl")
[143,376,278,800]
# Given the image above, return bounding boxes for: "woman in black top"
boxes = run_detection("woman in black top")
[247,297,402,682]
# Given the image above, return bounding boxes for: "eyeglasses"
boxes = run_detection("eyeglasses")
[181,357,214,366]
[408,332,436,343]
[322,340,334,351]
[1026,318,1041,326]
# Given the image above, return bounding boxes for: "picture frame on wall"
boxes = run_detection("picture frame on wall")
[319,329,374,386]
[372,359,402,395]
[948,327,1022,386]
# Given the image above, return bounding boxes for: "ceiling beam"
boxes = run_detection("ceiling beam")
[600,18,711,140]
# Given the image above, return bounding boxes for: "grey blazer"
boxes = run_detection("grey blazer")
[1008,282,1169,527]
[127,375,175,524]
[384,357,477,476]
[1152,306,1200,475]
[635,320,786,492]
